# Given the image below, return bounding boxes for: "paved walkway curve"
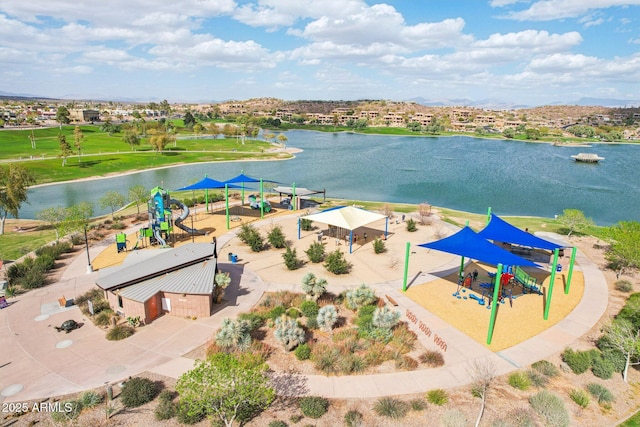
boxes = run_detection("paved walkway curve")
[0,213,608,402]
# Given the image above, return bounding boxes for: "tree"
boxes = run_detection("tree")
[149,131,173,153]
[128,185,148,215]
[37,206,66,241]
[73,126,84,164]
[600,320,640,382]
[0,164,35,235]
[123,129,140,150]
[58,134,72,167]
[468,359,496,427]
[99,191,126,220]
[556,208,594,237]
[56,106,70,129]
[61,202,93,236]
[159,99,171,116]
[502,127,516,138]
[301,272,327,301]
[176,352,275,427]
[605,221,640,278]
[183,111,196,129]
[26,112,38,148]
[276,134,288,147]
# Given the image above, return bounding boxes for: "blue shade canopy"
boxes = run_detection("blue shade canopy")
[418,226,539,267]
[224,173,279,184]
[478,214,565,250]
[175,177,243,191]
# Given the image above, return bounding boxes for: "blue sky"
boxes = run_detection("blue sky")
[0,0,638,105]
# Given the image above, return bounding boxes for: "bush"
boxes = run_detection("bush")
[50,400,82,422]
[295,343,311,360]
[591,352,615,379]
[374,397,409,419]
[283,246,301,270]
[268,225,287,249]
[526,370,549,388]
[313,345,341,374]
[300,300,319,318]
[491,409,536,427]
[324,249,351,274]
[508,371,531,390]
[346,284,377,311]
[80,391,103,408]
[569,389,590,408]
[106,324,135,341]
[305,241,325,263]
[306,316,318,330]
[561,348,592,374]
[300,218,313,231]
[298,396,329,419]
[440,409,467,427]
[586,383,615,404]
[268,305,287,321]
[20,268,46,289]
[406,218,417,232]
[419,350,445,367]
[410,398,426,411]
[531,360,559,377]
[120,377,159,408]
[426,389,448,405]
[372,238,386,254]
[529,390,570,427]
[344,409,364,427]
[176,400,206,424]
[94,310,115,327]
[269,421,288,427]
[237,223,264,251]
[601,349,626,373]
[614,280,633,292]
[155,392,176,420]
[237,312,266,331]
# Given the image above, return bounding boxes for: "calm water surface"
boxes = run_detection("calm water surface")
[20,131,639,225]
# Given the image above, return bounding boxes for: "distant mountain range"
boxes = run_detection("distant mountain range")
[0,90,638,108]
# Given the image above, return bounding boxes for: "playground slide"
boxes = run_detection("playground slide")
[153,229,166,246]
[170,199,206,236]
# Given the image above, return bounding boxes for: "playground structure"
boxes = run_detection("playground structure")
[248,194,271,212]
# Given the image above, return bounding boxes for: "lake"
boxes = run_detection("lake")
[19,131,639,225]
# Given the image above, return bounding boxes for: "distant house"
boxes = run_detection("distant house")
[96,242,218,324]
[69,109,100,123]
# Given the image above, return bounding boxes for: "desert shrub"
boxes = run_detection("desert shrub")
[70,233,85,245]
[301,273,328,301]
[305,241,325,263]
[529,390,570,427]
[614,280,633,292]
[426,389,449,405]
[290,414,303,423]
[295,343,311,360]
[363,342,391,366]
[410,398,426,411]
[317,305,338,332]
[20,268,46,289]
[120,377,159,408]
[300,300,319,318]
[345,284,376,310]
[344,409,364,427]
[287,307,300,318]
[111,222,126,230]
[561,348,592,374]
[394,355,418,370]
[526,369,549,388]
[388,323,417,354]
[313,345,340,374]
[268,225,287,249]
[155,391,176,420]
[491,408,536,427]
[440,409,467,427]
[372,238,386,254]
[50,399,82,422]
[176,400,206,424]
[617,293,640,328]
[34,253,56,271]
[106,324,135,341]
[374,397,409,419]
[569,389,590,408]
[80,391,103,408]
[586,383,615,404]
[298,396,329,419]
[94,310,115,327]
[237,312,266,331]
[269,421,288,427]
[405,218,417,232]
[216,318,252,351]
[306,316,318,329]
[601,349,626,373]
[324,249,351,275]
[283,246,301,270]
[508,371,532,390]
[7,258,31,281]
[268,305,287,320]
[300,218,313,231]
[338,353,367,374]
[419,350,445,367]
[237,223,264,251]
[274,315,306,351]
[531,360,559,377]
[591,352,615,379]
[372,306,401,330]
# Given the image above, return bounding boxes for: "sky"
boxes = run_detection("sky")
[0,0,639,106]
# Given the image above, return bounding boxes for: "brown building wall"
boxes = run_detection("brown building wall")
[162,292,213,319]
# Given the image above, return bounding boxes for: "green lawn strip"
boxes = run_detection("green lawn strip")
[0,228,56,261]
[619,410,640,427]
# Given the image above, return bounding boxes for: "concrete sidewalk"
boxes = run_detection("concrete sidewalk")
[0,216,609,402]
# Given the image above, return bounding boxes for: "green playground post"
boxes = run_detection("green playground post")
[458,256,465,282]
[260,178,264,218]
[486,206,492,225]
[402,242,411,292]
[225,184,230,230]
[487,263,503,345]
[565,247,577,294]
[544,248,560,320]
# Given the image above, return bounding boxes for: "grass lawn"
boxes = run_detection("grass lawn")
[0,225,56,261]
[620,410,640,427]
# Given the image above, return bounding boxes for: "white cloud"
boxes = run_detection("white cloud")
[500,0,640,21]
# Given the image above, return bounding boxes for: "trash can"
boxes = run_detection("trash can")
[317,232,323,242]
[556,264,563,272]
[228,253,234,262]
[231,254,238,264]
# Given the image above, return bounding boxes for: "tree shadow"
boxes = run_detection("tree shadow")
[268,368,309,402]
